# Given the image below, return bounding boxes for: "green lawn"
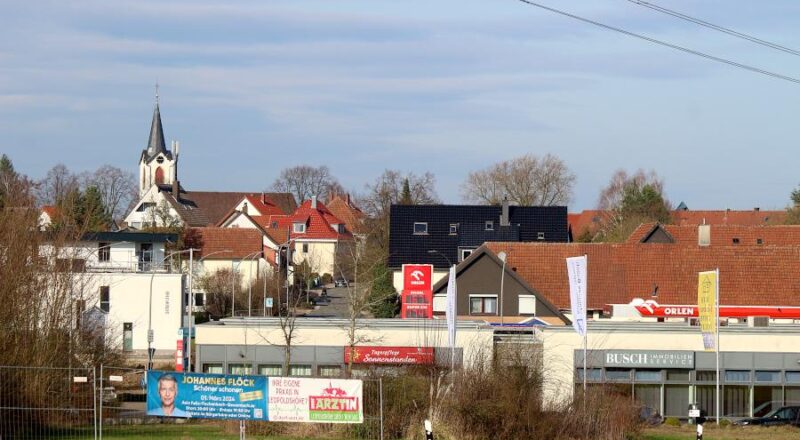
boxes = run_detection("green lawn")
[640,425,800,440]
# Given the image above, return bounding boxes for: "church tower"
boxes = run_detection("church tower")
[138,91,179,198]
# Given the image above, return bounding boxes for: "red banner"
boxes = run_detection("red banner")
[175,338,184,372]
[344,346,435,365]
[633,299,800,319]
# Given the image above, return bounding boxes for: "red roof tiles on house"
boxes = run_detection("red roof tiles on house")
[327,195,365,235]
[671,209,785,226]
[485,241,800,310]
[628,223,800,246]
[274,199,353,241]
[191,227,263,259]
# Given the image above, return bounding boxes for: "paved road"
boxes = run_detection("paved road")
[304,285,351,318]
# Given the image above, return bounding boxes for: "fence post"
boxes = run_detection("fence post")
[379,376,384,440]
[93,366,98,440]
[99,364,103,440]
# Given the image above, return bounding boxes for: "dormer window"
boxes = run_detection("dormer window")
[449,224,459,235]
[293,222,306,233]
[485,221,494,231]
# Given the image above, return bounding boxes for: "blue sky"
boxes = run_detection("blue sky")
[2,0,799,210]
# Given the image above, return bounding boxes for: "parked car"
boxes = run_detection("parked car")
[734,406,800,426]
[334,278,348,288]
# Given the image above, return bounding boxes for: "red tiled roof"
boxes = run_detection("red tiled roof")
[191,227,263,259]
[243,194,286,218]
[628,223,800,246]
[41,205,59,218]
[275,199,353,241]
[671,210,785,226]
[485,241,800,310]
[327,195,365,234]
[567,210,605,239]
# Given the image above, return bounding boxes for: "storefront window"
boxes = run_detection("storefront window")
[665,370,690,381]
[634,385,660,413]
[696,385,716,417]
[605,369,632,382]
[319,365,343,377]
[203,363,223,374]
[785,387,800,404]
[696,371,717,382]
[289,365,312,376]
[575,368,602,381]
[785,372,800,384]
[634,370,661,382]
[258,365,282,376]
[229,364,253,375]
[664,385,689,417]
[754,371,780,383]
[753,386,782,417]
[724,370,751,383]
[723,385,750,418]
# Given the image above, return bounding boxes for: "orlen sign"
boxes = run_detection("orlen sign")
[401,264,434,319]
[403,264,433,291]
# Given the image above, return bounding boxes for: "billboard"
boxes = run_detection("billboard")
[146,371,268,420]
[146,371,363,423]
[401,264,434,319]
[268,377,363,423]
[344,346,435,365]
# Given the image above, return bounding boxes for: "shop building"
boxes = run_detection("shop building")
[540,322,800,419]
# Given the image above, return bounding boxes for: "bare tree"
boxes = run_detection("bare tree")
[461,153,575,206]
[360,169,439,250]
[36,164,79,206]
[595,169,671,242]
[197,268,242,319]
[270,165,341,203]
[82,165,137,222]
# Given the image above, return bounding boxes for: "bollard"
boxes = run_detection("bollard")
[696,422,703,440]
[424,419,433,440]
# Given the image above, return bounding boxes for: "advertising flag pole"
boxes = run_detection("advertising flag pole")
[715,267,720,425]
[583,254,588,393]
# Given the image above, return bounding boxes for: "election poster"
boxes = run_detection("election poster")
[146,370,268,420]
[146,371,363,423]
[268,377,363,423]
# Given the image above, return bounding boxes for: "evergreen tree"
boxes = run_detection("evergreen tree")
[399,178,412,205]
[0,154,17,209]
[82,185,112,230]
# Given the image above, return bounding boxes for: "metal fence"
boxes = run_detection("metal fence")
[0,365,384,440]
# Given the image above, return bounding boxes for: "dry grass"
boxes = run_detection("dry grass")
[641,424,800,440]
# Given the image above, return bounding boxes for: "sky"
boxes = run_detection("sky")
[2,0,800,210]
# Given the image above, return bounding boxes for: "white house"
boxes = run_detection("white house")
[43,232,184,357]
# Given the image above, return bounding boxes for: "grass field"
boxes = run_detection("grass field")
[640,424,800,440]
[58,424,339,440]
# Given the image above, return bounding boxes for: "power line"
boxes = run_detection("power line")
[515,0,800,85]
[627,0,800,57]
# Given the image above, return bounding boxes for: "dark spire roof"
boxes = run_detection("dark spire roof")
[144,101,168,161]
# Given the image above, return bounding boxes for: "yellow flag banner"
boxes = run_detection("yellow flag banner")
[697,271,717,351]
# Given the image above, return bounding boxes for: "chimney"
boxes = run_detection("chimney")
[754,207,760,212]
[500,197,510,227]
[241,202,248,215]
[311,195,317,209]
[698,224,710,247]
[261,192,267,205]
[172,180,179,198]
[346,193,351,206]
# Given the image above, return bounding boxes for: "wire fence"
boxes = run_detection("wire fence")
[0,365,384,440]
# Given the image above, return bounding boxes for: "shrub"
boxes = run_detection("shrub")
[719,419,731,427]
[664,417,681,426]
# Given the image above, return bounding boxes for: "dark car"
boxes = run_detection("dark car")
[735,406,800,426]
[334,278,348,288]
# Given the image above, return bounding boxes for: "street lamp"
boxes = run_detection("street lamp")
[497,251,507,326]
[426,249,453,266]
[148,248,196,371]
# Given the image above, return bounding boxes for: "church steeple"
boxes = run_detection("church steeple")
[145,90,167,161]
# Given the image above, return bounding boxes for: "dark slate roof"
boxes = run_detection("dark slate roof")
[81,231,178,243]
[156,186,297,227]
[141,102,173,163]
[388,204,568,269]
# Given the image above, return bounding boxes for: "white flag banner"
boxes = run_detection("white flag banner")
[566,256,587,337]
[446,265,457,348]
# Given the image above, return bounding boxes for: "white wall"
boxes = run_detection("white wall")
[125,189,180,229]
[76,272,184,352]
[392,270,448,292]
[293,240,337,275]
